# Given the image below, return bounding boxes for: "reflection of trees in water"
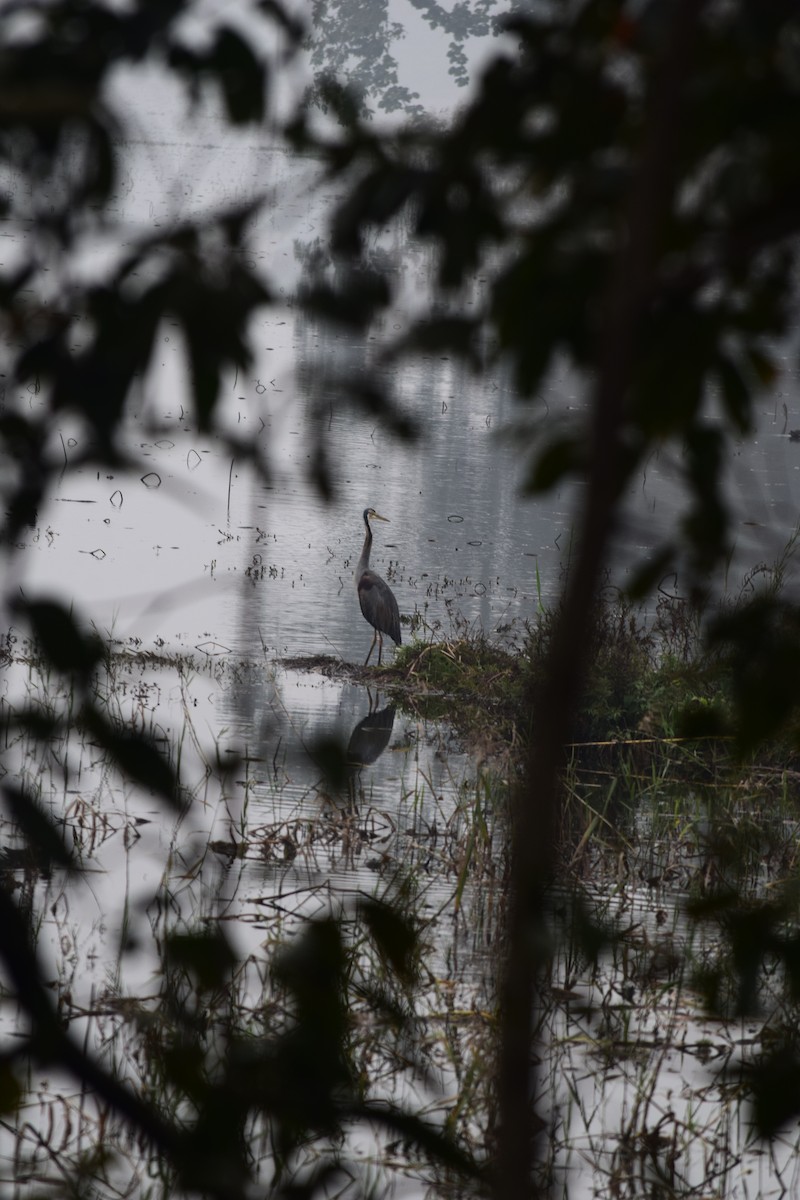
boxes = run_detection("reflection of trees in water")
[305,0,504,116]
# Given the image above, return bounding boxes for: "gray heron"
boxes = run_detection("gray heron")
[356,508,401,666]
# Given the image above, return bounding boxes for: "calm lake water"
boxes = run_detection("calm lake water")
[6,51,800,1200]
[12,77,800,680]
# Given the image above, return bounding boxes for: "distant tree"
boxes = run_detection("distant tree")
[304,0,504,117]
[306,0,426,117]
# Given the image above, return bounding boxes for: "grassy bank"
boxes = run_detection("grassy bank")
[393,589,800,914]
[395,588,800,772]
[394,594,713,755]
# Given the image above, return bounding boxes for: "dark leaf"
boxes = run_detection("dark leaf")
[211,27,266,126]
[398,316,481,368]
[350,1098,482,1179]
[348,380,418,441]
[566,897,613,966]
[625,545,677,599]
[715,353,751,433]
[17,599,103,677]
[527,436,584,492]
[300,269,391,328]
[709,596,800,751]
[187,342,221,431]
[270,920,351,1131]
[160,1041,208,1101]
[332,167,421,254]
[3,785,76,873]
[681,424,728,573]
[166,929,237,990]
[748,1048,800,1138]
[309,437,334,501]
[8,707,61,741]
[308,735,350,791]
[82,704,182,807]
[675,702,729,740]
[0,1059,21,1117]
[359,897,419,984]
[274,919,347,1017]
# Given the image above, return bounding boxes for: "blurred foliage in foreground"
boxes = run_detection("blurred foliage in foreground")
[5,1,800,1197]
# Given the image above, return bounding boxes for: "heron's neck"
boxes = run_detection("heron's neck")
[357,520,372,576]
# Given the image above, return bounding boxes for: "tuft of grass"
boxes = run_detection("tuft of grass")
[524,592,658,743]
[394,635,528,757]
[393,593,714,758]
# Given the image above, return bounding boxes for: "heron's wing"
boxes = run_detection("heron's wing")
[358,570,401,644]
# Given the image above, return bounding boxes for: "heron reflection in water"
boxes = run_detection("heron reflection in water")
[346,697,396,772]
[356,507,401,666]
[345,691,396,807]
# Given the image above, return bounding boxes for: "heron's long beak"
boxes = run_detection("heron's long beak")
[372,512,390,522]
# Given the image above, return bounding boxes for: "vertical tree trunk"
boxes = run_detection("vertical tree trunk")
[493,5,702,1195]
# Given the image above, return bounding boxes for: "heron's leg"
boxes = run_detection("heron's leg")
[364,629,378,666]
[377,632,384,666]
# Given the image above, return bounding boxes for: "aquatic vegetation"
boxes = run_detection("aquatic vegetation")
[7,576,800,1197]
